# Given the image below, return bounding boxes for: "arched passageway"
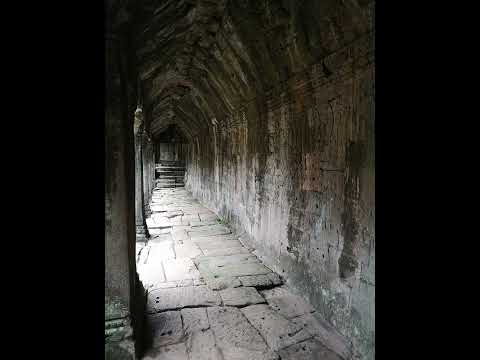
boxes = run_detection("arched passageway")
[106,1,375,359]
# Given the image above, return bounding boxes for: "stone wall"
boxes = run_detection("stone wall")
[185,32,375,360]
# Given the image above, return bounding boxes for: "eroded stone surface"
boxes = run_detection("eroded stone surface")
[180,308,209,333]
[195,240,243,251]
[174,243,203,259]
[266,293,315,319]
[205,276,241,291]
[147,311,184,347]
[292,313,352,360]
[278,339,343,360]
[147,242,175,263]
[147,286,221,313]
[207,306,275,359]
[171,230,188,242]
[238,273,283,288]
[163,258,200,282]
[189,225,232,237]
[138,262,166,288]
[198,261,272,279]
[220,287,265,307]
[185,329,223,360]
[202,247,251,257]
[241,304,312,351]
[142,342,189,360]
[191,234,239,243]
[195,253,258,268]
[199,213,219,222]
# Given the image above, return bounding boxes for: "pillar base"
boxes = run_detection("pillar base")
[136,224,149,242]
[144,205,152,218]
[105,317,135,360]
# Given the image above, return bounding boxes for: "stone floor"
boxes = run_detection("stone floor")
[137,187,351,360]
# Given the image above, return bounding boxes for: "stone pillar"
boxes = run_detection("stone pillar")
[152,140,156,186]
[142,133,152,218]
[148,137,155,197]
[105,33,140,360]
[134,108,149,242]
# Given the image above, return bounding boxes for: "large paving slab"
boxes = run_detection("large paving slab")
[292,313,352,360]
[277,339,343,360]
[195,240,244,251]
[147,286,221,313]
[174,243,203,259]
[205,276,241,291]
[171,229,189,242]
[149,233,173,244]
[220,287,266,307]
[190,234,239,243]
[190,220,219,227]
[198,261,272,279]
[147,311,185,347]
[151,214,172,227]
[241,304,312,351]
[138,262,166,289]
[149,228,172,236]
[194,253,258,267]
[142,342,189,360]
[207,306,276,359]
[137,245,150,264]
[266,293,315,319]
[238,273,283,288]
[163,258,200,282]
[188,225,232,237]
[180,308,209,333]
[199,212,220,221]
[147,242,175,263]
[185,329,223,360]
[202,246,251,257]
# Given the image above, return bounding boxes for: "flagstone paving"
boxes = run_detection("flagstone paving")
[138,187,352,360]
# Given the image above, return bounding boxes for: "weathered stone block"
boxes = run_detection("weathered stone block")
[202,247,251,256]
[292,313,351,360]
[163,258,200,282]
[267,293,315,319]
[147,311,184,347]
[238,273,283,288]
[181,308,210,333]
[207,306,274,358]
[241,304,312,351]
[185,329,223,360]
[278,339,343,360]
[205,276,241,290]
[147,286,221,313]
[220,287,266,307]
[142,342,189,360]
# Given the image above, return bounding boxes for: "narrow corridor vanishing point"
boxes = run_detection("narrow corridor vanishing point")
[137,187,353,360]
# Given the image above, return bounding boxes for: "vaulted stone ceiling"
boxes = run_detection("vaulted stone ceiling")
[134,0,374,141]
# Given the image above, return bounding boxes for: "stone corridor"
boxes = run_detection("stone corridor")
[137,187,352,360]
[106,1,375,359]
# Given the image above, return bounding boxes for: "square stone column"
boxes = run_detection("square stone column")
[135,133,149,242]
[105,31,144,360]
[142,133,152,218]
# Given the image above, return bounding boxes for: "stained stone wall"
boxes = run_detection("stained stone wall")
[183,5,374,360]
